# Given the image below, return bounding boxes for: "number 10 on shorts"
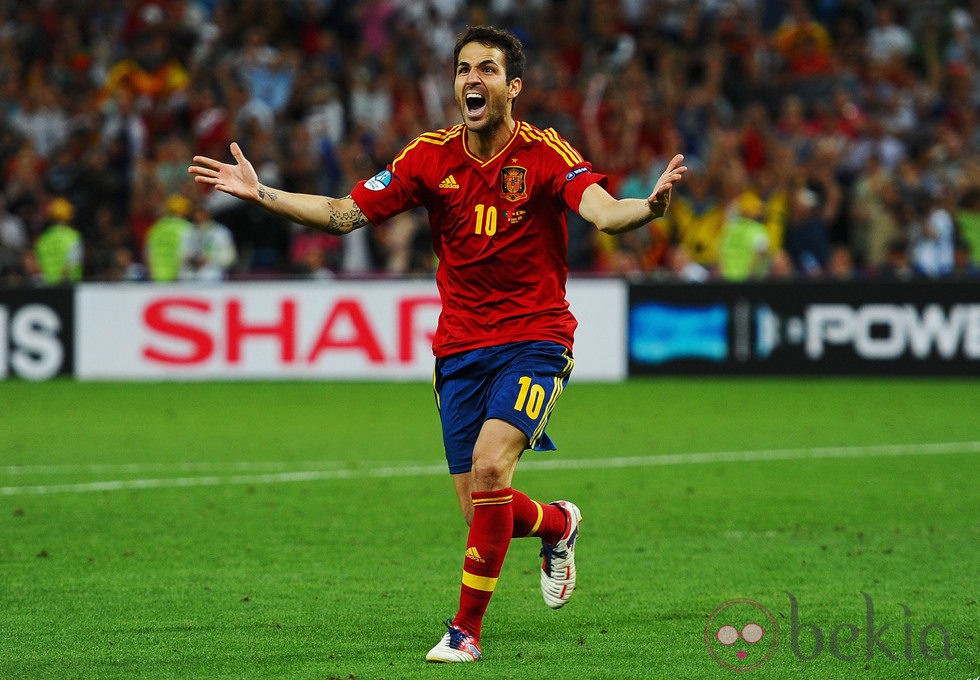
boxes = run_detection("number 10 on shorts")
[513,376,546,419]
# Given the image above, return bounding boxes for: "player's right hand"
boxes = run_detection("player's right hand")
[188,142,260,201]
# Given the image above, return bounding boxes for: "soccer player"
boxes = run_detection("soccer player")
[189,25,685,663]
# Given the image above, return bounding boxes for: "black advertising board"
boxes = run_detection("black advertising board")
[0,287,75,380]
[629,281,980,376]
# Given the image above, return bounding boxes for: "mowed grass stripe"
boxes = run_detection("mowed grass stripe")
[2,440,976,496]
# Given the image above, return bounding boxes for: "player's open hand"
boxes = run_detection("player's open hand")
[188,142,260,201]
[647,154,687,219]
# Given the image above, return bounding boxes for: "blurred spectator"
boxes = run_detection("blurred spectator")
[612,144,674,272]
[107,245,148,282]
[86,204,134,281]
[290,230,341,280]
[189,84,230,160]
[878,237,915,280]
[910,191,956,278]
[34,198,83,285]
[754,151,793,259]
[304,83,345,151]
[101,18,190,136]
[99,85,149,186]
[665,244,710,283]
[0,193,28,283]
[771,0,836,85]
[955,187,980,266]
[782,148,842,275]
[0,0,975,285]
[232,27,298,115]
[768,248,797,280]
[144,193,194,282]
[951,238,979,279]
[665,160,725,271]
[154,134,193,196]
[224,77,275,138]
[187,203,237,281]
[850,154,902,269]
[9,84,68,159]
[4,141,47,220]
[865,3,915,67]
[718,193,770,281]
[827,243,857,280]
[784,186,830,276]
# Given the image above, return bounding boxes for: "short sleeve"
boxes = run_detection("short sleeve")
[350,167,421,225]
[558,163,608,212]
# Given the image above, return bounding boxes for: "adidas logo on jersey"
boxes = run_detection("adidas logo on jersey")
[439,175,460,190]
[465,546,485,563]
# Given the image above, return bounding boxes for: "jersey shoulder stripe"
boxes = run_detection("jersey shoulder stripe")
[542,127,584,165]
[519,123,583,167]
[392,125,464,171]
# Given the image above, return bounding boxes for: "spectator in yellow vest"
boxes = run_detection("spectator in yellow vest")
[719,193,770,281]
[34,197,83,285]
[145,193,194,282]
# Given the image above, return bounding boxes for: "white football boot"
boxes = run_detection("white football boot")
[540,500,582,609]
[425,619,482,662]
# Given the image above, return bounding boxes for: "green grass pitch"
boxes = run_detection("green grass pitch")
[0,378,977,679]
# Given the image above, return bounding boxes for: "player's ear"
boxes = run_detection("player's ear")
[508,77,522,102]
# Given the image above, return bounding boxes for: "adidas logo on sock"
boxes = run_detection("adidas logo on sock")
[439,175,460,190]
[464,546,485,563]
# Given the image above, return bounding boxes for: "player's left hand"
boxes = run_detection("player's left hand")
[647,154,687,218]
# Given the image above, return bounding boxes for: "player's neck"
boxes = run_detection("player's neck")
[465,117,517,161]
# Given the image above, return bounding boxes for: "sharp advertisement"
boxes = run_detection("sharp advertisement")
[73,278,626,382]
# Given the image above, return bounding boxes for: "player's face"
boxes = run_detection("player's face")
[454,42,521,133]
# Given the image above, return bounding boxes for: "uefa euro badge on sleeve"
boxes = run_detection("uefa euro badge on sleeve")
[365,169,392,191]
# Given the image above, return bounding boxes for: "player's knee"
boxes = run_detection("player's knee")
[470,419,524,490]
[470,455,510,491]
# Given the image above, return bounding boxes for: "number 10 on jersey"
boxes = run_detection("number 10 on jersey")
[474,204,497,236]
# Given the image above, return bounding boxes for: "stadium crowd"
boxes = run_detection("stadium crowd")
[1,0,979,286]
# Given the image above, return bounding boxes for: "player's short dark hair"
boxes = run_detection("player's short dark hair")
[453,26,526,83]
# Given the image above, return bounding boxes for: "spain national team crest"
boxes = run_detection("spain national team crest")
[500,166,528,202]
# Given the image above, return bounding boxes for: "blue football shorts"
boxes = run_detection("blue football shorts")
[433,340,575,474]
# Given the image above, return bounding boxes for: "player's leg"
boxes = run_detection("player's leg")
[429,349,503,662]
[443,338,573,536]
[427,342,580,662]
[451,471,569,543]
[428,418,524,663]
[451,472,474,526]
[482,340,582,610]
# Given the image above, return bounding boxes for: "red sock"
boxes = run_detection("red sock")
[511,489,567,542]
[453,488,514,639]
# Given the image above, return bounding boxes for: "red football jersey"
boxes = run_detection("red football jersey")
[350,121,607,357]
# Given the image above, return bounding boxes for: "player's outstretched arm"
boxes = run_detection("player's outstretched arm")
[578,153,686,235]
[188,142,370,235]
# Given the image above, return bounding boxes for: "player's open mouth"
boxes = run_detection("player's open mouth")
[465,92,487,118]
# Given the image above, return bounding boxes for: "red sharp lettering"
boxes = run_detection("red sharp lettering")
[225,299,297,363]
[307,299,385,363]
[398,296,440,362]
[143,298,214,364]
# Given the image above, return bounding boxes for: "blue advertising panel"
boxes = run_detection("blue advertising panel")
[629,281,980,376]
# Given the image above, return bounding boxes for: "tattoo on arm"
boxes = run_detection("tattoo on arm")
[326,195,370,235]
[257,185,278,202]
